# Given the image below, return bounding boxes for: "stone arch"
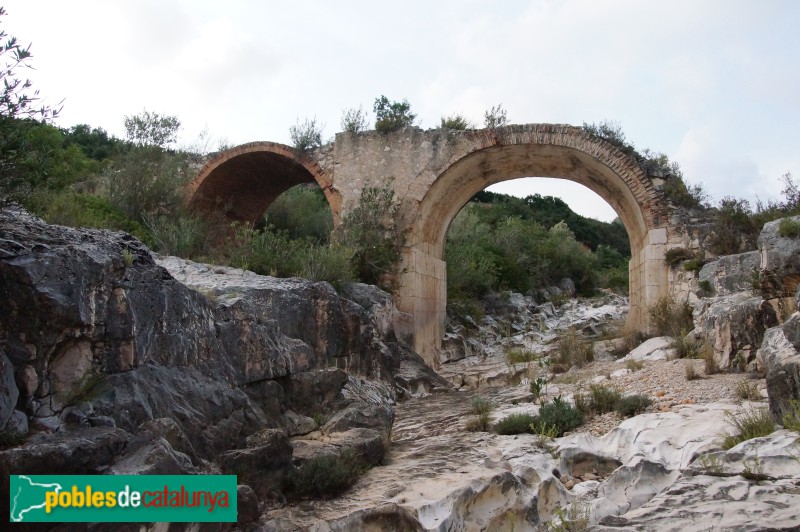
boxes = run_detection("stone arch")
[396,124,670,364]
[187,142,341,225]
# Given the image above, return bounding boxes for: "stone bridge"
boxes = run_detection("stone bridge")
[188,124,684,365]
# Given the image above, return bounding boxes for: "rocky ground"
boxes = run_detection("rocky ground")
[2,207,800,531]
[264,292,800,531]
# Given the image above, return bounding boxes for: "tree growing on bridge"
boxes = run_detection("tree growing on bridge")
[373,96,416,133]
[290,116,323,155]
[440,114,473,130]
[341,106,369,134]
[335,184,404,287]
[483,104,507,129]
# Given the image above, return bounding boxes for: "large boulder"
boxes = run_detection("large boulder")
[697,250,760,297]
[758,215,800,298]
[693,292,779,368]
[757,312,800,421]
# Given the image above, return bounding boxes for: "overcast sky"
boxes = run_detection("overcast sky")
[4,0,798,222]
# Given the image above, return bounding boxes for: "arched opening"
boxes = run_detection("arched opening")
[444,178,631,302]
[187,142,340,226]
[262,183,334,244]
[398,142,667,364]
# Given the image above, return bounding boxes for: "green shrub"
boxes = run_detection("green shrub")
[672,335,702,359]
[440,114,472,130]
[373,96,415,133]
[284,451,367,499]
[704,347,721,375]
[334,185,404,288]
[588,383,622,414]
[532,397,583,436]
[664,247,694,266]
[556,329,594,369]
[466,413,492,432]
[143,212,214,259]
[290,117,323,155]
[734,380,761,401]
[228,225,306,277]
[494,413,536,435]
[706,197,758,255]
[721,407,776,450]
[341,106,369,133]
[778,217,800,238]
[298,244,354,287]
[648,296,693,337]
[530,377,548,402]
[471,395,495,416]
[782,399,800,432]
[685,360,702,381]
[683,259,704,273]
[624,359,644,372]
[698,279,713,296]
[615,394,652,417]
[484,104,508,129]
[264,184,333,244]
[506,348,537,366]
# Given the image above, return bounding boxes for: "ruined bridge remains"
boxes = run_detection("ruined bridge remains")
[189,124,686,365]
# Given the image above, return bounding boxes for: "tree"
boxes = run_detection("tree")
[289,116,323,155]
[483,104,507,129]
[373,96,415,133]
[334,185,404,287]
[123,110,181,148]
[341,106,369,134]
[0,6,62,203]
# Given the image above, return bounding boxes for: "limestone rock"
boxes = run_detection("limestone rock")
[109,433,197,475]
[221,428,293,496]
[237,484,261,525]
[757,312,800,421]
[698,251,760,297]
[619,337,675,362]
[758,214,800,298]
[0,350,19,428]
[86,365,266,459]
[694,292,779,368]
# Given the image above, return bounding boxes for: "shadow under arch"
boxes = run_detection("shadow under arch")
[187,142,341,226]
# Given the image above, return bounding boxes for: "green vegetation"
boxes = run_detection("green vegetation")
[465,395,495,432]
[615,394,652,417]
[664,247,695,266]
[440,114,472,130]
[734,380,761,402]
[445,194,630,306]
[778,217,800,238]
[373,95,416,133]
[782,399,800,432]
[583,120,707,210]
[341,106,369,134]
[685,360,702,381]
[648,296,693,337]
[721,407,776,450]
[289,117,323,155]
[484,104,508,129]
[264,184,333,243]
[494,413,537,435]
[284,451,368,499]
[533,396,583,436]
[555,329,594,370]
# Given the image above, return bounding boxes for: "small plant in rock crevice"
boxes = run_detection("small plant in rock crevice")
[685,360,702,381]
[284,450,368,499]
[781,399,800,432]
[734,380,761,402]
[466,395,495,432]
[720,407,777,450]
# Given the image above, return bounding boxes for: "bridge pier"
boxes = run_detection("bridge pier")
[394,247,447,367]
